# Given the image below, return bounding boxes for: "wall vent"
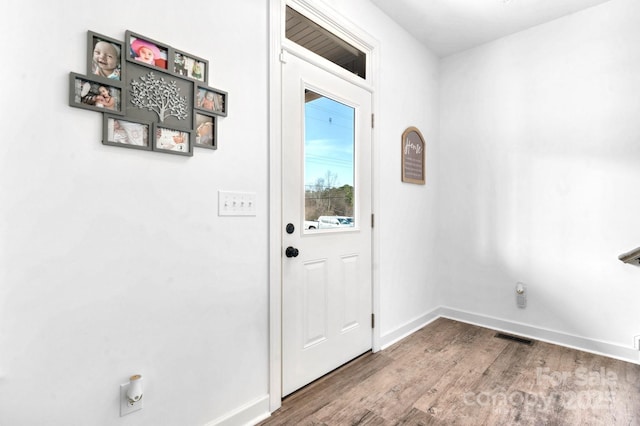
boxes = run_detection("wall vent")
[494,333,533,345]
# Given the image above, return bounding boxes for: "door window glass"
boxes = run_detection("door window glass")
[304,89,355,232]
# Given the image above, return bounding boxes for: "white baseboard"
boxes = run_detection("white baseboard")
[205,395,270,426]
[438,307,640,365]
[379,307,443,350]
[379,306,640,365]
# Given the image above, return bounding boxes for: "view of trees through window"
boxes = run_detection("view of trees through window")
[305,170,353,220]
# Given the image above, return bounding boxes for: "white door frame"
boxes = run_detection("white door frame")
[268,0,380,412]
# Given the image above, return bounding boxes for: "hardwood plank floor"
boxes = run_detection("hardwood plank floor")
[259,318,640,425]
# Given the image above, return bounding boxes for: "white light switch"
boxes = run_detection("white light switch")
[218,191,257,216]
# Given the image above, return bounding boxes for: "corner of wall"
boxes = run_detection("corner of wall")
[379,307,444,350]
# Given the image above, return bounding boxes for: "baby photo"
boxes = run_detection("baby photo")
[176,55,206,82]
[89,33,122,80]
[91,41,121,80]
[196,88,225,115]
[106,118,149,147]
[195,114,216,149]
[129,35,168,69]
[69,73,122,114]
[155,126,191,155]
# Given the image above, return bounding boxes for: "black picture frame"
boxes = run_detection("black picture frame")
[195,85,228,117]
[194,113,217,150]
[125,30,170,72]
[170,48,208,83]
[69,72,124,115]
[153,123,193,156]
[102,115,152,151]
[87,31,125,82]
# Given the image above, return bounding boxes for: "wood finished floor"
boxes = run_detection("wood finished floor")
[259,318,640,425]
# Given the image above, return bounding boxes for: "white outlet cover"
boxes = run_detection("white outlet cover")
[120,381,143,417]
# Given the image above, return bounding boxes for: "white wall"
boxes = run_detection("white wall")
[0,0,442,424]
[12,0,633,423]
[323,0,442,344]
[0,1,269,425]
[438,0,640,355]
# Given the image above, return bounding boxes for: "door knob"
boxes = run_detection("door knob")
[285,246,299,258]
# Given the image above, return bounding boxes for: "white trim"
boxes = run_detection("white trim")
[205,395,270,426]
[439,307,640,365]
[369,36,381,356]
[268,0,380,413]
[287,0,376,84]
[290,0,375,50]
[281,43,373,93]
[379,306,640,365]
[380,307,443,350]
[268,0,284,413]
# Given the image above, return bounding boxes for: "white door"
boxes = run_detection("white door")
[282,53,373,396]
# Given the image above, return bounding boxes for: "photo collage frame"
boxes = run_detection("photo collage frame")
[69,30,224,155]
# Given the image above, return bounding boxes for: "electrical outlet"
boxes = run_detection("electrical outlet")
[120,380,143,417]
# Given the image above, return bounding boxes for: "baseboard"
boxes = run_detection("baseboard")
[438,307,640,365]
[379,307,444,350]
[205,395,270,426]
[379,306,639,365]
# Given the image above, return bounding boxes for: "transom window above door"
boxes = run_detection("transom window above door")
[285,6,367,79]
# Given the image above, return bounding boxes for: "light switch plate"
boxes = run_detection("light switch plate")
[218,191,257,216]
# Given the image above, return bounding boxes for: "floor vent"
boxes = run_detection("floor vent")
[494,333,533,345]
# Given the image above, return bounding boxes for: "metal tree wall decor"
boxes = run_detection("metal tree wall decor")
[130,72,189,123]
[69,29,227,155]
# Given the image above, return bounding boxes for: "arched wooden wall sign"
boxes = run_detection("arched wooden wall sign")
[401,126,425,185]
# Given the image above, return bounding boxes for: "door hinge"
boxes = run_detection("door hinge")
[371,213,374,228]
[371,313,375,328]
[371,113,374,128]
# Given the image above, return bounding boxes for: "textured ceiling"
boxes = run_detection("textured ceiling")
[369,0,613,57]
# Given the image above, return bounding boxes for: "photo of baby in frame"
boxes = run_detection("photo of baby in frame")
[69,72,123,115]
[154,124,192,156]
[103,116,150,150]
[196,86,227,117]
[195,113,216,149]
[126,31,169,70]
[173,51,207,83]
[88,31,123,81]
